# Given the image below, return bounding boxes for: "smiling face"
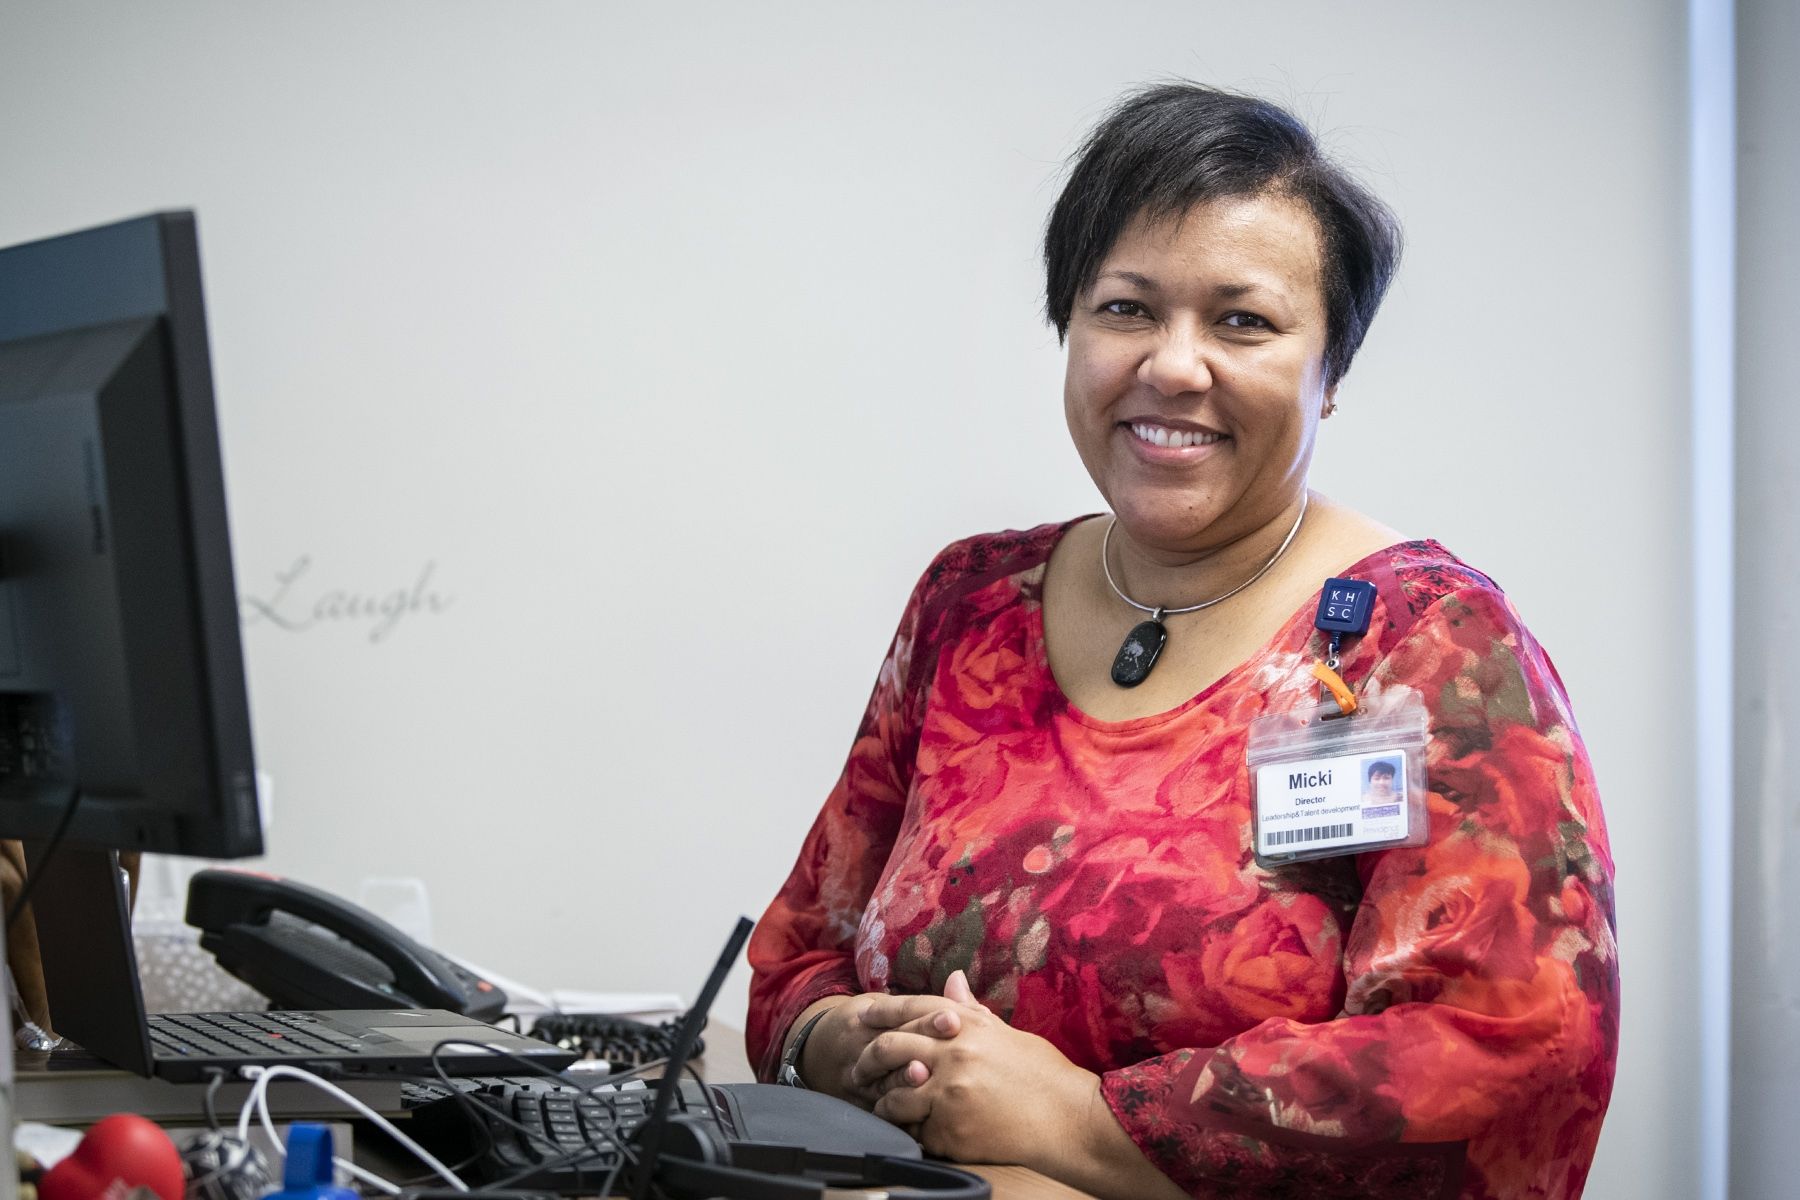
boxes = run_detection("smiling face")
[1063,192,1334,558]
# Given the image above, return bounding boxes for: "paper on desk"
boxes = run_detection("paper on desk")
[448,956,681,1020]
[547,991,684,1019]
[15,1123,83,1168]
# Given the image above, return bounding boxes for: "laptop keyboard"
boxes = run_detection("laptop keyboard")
[149,1011,368,1060]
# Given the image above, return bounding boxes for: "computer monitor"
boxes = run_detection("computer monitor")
[0,211,262,859]
[0,211,262,1075]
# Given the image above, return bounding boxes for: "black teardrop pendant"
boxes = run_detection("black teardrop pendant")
[1110,617,1168,688]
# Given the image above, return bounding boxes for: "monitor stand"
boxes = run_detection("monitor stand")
[23,844,155,1077]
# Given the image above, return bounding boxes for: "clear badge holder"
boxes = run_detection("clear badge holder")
[1247,694,1430,868]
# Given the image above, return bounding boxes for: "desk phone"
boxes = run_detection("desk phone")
[185,869,508,1022]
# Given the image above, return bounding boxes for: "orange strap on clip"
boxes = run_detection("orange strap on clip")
[1310,661,1357,716]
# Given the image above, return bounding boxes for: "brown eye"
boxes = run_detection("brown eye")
[1101,300,1148,318]
[1222,311,1270,329]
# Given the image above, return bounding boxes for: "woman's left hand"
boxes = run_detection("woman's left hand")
[853,979,1105,1171]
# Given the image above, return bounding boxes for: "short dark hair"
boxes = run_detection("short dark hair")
[1043,83,1402,389]
[1368,761,1397,781]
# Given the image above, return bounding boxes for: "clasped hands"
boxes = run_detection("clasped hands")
[803,971,1102,1168]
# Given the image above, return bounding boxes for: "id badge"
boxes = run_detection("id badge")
[1247,693,1430,867]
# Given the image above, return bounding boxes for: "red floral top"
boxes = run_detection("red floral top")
[747,521,1618,1200]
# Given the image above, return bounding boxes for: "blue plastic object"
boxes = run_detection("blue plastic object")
[1314,577,1377,636]
[267,1124,358,1200]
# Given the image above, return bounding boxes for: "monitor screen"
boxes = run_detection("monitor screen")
[0,211,262,859]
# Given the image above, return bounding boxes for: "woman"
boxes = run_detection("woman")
[747,83,1617,1200]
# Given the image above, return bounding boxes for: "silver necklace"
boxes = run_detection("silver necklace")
[1102,494,1310,688]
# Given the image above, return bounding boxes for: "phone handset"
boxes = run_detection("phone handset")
[185,868,503,1019]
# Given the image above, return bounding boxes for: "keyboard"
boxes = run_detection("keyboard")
[402,1074,739,1192]
[150,1010,369,1060]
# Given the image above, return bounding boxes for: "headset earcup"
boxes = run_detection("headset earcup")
[654,1114,734,1166]
[631,1114,747,1200]
[640,1122,991,1200]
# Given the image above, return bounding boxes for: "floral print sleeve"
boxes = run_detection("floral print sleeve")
[745,525,1071,1075]
[1102,585,1617,1198]
[743,539,941,1077]
[748,528,1617,1200]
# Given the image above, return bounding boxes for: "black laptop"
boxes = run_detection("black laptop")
[28,848,574,1083]
[144,1006,574,1084]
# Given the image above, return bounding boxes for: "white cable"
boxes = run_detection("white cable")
[251,1087,401,1200]
[235,1064,469,1193]
[239,1069,406,1196]
[338,1162,401,1196]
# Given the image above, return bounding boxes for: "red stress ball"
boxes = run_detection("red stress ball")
[40,1114,185,1200]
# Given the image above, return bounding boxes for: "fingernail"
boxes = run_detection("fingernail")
[934,1011,954,1033]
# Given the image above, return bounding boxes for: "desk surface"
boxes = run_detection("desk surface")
[699,1026,1094,1200]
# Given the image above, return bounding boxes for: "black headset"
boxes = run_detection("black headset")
[630,1115,991,1200]
[621,918,990,1199]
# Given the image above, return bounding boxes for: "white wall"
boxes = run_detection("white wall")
[1,3,1694,1195]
